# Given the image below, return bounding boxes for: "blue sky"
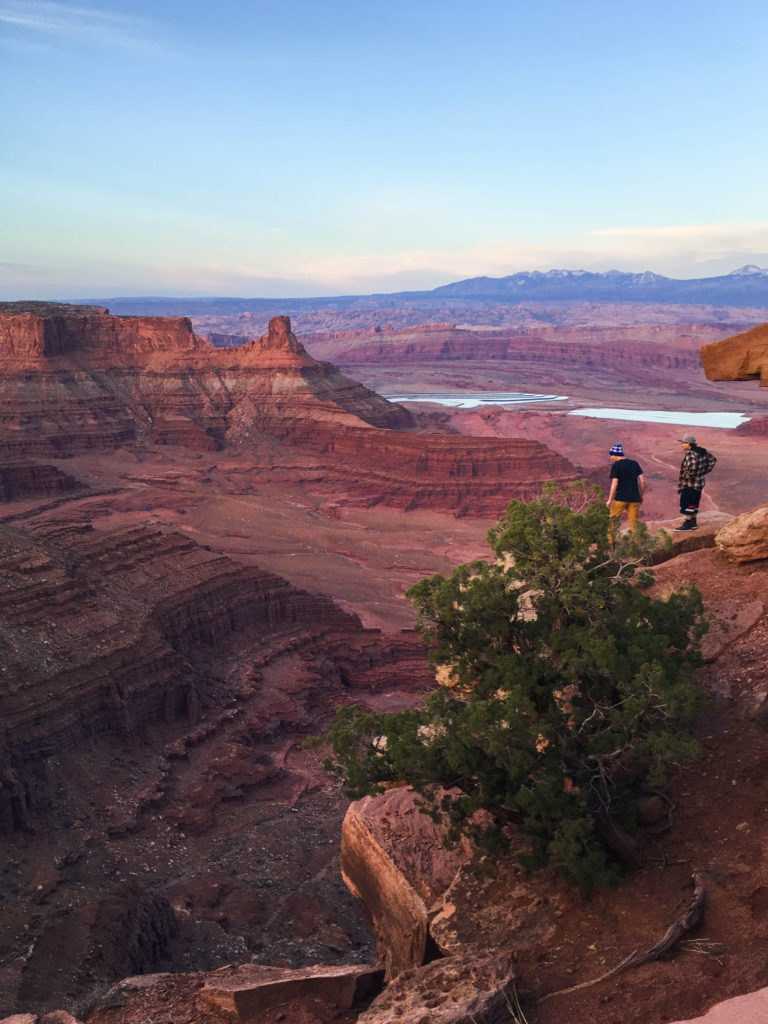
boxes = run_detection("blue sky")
[2,0,767,299]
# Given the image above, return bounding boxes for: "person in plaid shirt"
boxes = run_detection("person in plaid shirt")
[675,433,717,531]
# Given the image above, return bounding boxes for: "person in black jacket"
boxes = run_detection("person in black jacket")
[606,442,645,534]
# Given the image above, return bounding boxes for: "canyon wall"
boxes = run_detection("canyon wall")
[0,310,579,515]
[0,520,363,826]
[300,322,722,379]
[0,311,407,457]
[0,516,432,1010]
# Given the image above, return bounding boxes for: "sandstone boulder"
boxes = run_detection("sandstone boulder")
[428,860,558,962]
[356,953,517,1024]
[667,985,768,1023]
[340,788,472,978]
[700,322,768,385]
[197,962,384,1021]
[715,505,768,563]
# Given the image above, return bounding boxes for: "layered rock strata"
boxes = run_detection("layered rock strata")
[0,512,435,1012]
[0,312,407,459]
[302,322,725,385]
[0,310,579,515]
[0,464,82,502]
[0,520,360,827]
[276,429,575,516]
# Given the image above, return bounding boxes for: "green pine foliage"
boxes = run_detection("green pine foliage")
[326,484,706,888]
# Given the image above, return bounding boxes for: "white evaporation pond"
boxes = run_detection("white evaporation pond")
[383,392,568,408]
[569,409,750,428]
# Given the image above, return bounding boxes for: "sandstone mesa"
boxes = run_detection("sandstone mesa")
[0,309,577,516]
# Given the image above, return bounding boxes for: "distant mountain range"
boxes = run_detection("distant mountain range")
[430,266,768,303]
[83,266,768,317]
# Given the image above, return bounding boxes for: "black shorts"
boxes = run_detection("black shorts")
[679,486,701,516]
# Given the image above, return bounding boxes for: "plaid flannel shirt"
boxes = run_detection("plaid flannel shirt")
[678,448,708,491]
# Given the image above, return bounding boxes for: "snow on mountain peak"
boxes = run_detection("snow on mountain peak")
[728,265,768,277]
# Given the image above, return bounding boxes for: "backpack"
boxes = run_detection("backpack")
[696,446,717,474]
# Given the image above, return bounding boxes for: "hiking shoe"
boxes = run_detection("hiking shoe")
[674,520,698,532]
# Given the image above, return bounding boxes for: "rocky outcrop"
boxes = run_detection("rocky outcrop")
[340,787,559,991]
[276,428,577,516]
[0,464,82,502]
[735,415,768,436]
[0,312,193,364]
[715,504,768,563]
[699,327,768,566]
[338,785,562,1023]
[340,788,472,979]
[74,955,516,1024]
[701,322,768,385]
[357,954,518,1024]
[17,883,176,1013]
[197,962,384,1020]
[81,964,384,1024]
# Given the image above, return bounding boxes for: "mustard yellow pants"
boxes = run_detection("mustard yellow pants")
[609,500,641,532]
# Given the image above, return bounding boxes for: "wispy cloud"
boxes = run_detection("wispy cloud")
[268,225,768,291]
[0,260,48,273]
[590,222,768,264]
[0,1,171,55]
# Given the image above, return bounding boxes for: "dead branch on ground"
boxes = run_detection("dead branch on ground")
[539,871,705,1002]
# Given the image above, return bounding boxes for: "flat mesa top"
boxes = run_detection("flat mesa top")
[0,301,108,316]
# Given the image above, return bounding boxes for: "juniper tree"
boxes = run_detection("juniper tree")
[326,486,706,888]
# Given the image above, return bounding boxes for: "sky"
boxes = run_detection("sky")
[2,0,768,299]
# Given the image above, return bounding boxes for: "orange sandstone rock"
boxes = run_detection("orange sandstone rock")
[715,504,768,563]
[357,953,517,1024]
[701,322,768,385]
[667,986,768,1024]
[340,788,471,979]
[197,962,383,1020]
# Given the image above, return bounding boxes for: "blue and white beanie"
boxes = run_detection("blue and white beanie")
[609,443,624,457]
